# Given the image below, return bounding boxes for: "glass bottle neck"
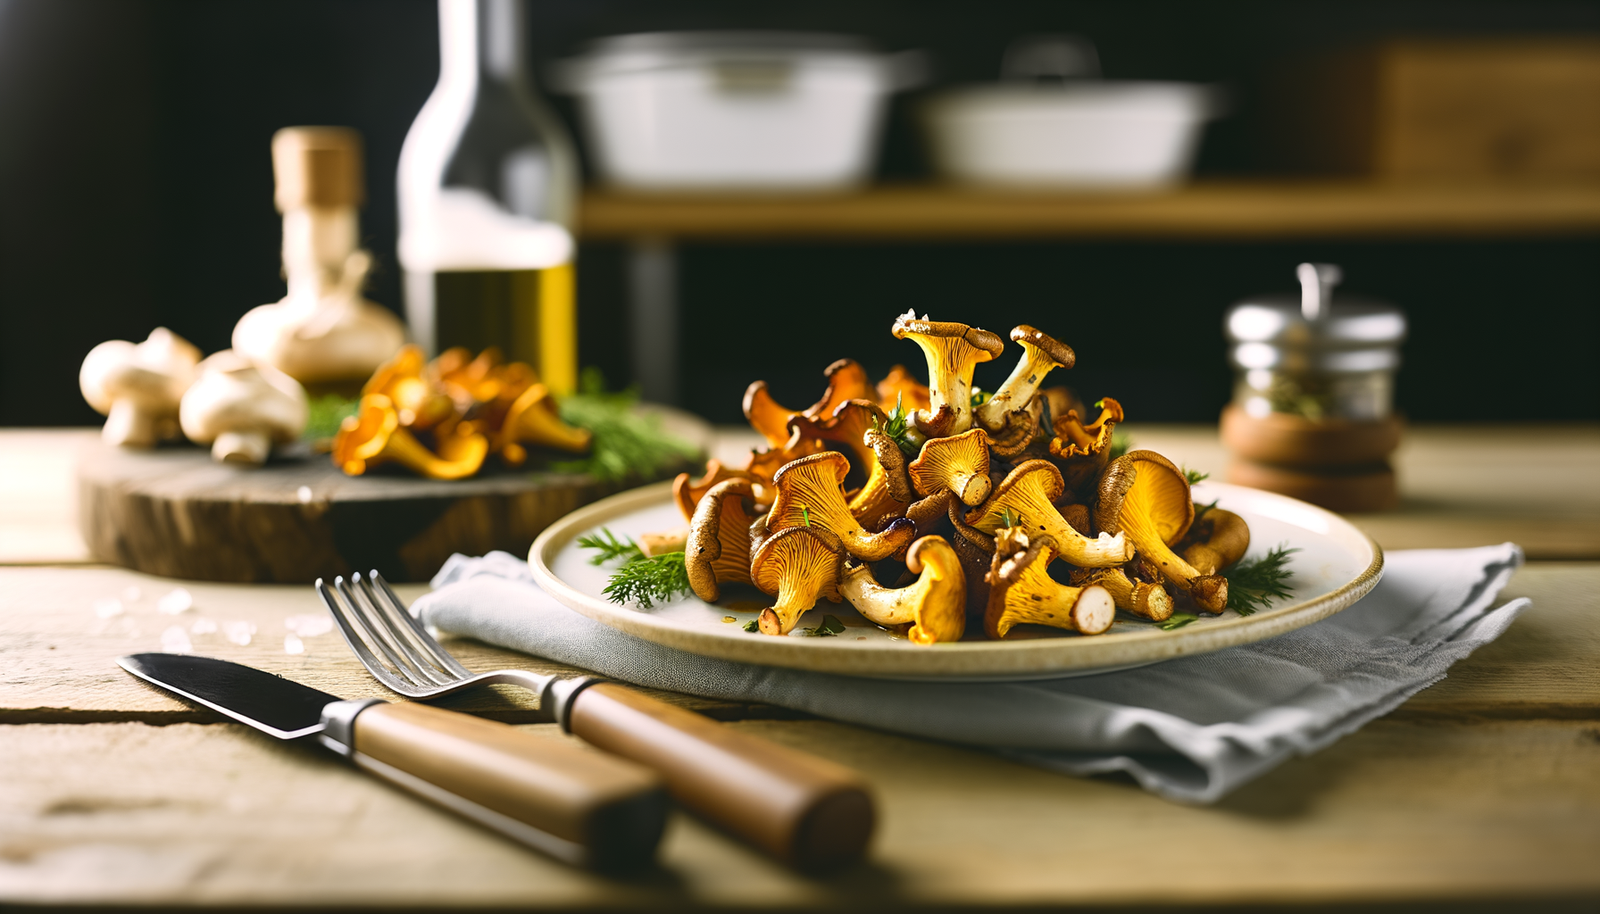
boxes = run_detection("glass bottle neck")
[439,0,531,90]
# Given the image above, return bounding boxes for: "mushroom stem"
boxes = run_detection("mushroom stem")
[1115,494,1228,613]
[837,536,966,644]
[985,530,1115,638]
[966,461,1133,568]
[212,430,272,466]
[974,327,1074,434]
[757,555,841,636]
[891,311,1005,437]
[1083,568,1173,622]
[1183,508,1251,575]
[102,398,168,448]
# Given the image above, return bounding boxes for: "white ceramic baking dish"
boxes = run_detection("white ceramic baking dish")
[553,32,922,191]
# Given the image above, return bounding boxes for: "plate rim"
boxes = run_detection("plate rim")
[528,479,1384,680]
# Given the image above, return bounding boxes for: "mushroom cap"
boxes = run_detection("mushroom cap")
[749,525,845,604]
[1009,325,1075,370]
[673,459,755,523]
[80,328,201,414]
[179,350,308,446]
[803,359,872,420]
[1093,449,1195,546]
[902,536,967,644]
[891,312,1006,360]
[501,381,592,453]
[908,427,992,505]
[362,344,455,430]
[787,398,886,479]
[686,478,757,602]
[769,451,917,561]
[876,365,931,413]
[984,529,1115,638]
[1181,507,1251,575]
[232,295,405,385]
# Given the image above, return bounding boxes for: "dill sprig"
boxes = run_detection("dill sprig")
[872,393,920,458]
[601,551,690,609]
[1193,498,1219,522]
[1183,467,1210,486]
[579,525,692,609]
[1223,544,1299,616]
[1159,613,1199,631]
[799,614,847,637]
[576,529,644,565]
[303,394,359,442]
[554,368,701,484]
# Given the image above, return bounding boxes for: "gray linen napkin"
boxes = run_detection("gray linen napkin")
[415,543,1528,803]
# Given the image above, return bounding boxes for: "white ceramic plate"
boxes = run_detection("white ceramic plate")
[529,480,1383,681]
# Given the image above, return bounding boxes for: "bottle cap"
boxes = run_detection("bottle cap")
[272,127,364,211]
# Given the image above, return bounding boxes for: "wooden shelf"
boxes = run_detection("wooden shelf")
[578,180,1600,241]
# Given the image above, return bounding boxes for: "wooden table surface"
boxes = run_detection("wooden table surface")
[3,426,1598,911]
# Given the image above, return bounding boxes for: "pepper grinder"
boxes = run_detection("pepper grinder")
[1220,263,1407,512]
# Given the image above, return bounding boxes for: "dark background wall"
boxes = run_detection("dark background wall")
[1,0,1597,427]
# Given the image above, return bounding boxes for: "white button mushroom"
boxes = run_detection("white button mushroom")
[179,351,309,466]
[78,327,201,447]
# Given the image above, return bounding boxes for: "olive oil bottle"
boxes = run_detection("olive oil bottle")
[398,0,578,392]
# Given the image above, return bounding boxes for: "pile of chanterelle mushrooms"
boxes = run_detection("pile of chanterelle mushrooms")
[330,345,590,480]
[668,311,1254,642]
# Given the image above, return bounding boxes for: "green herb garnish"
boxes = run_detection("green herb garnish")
[553,368,701,484]
[970,388,991,408]
[799,614,847,637]
[303,394,359,441]
[1193,498,1219,522]
[1183,467,1210,486]
[871,392,920,458]
[1001,506,1018,529]
[579,524,691,609]
[1108,432,1132,461]
[1223,544,1299,616]
[576,528,644,565]
[1159,613,1199,631]
[800,505,811,527]
[743,620,759,632]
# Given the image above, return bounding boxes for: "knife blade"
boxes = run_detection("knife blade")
[117,653,667,871]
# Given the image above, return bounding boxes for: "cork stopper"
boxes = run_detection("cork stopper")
[272,127,364,211]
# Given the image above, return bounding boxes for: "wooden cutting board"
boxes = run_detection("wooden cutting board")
[75,407,710,584]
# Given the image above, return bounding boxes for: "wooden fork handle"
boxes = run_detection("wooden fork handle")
[341,701,668,871]
[566,683,876,870]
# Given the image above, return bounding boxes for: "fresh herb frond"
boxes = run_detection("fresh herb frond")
[1224,544,1299,616]
[799,614,847,637]
[1183,467,1211,486]
[800,505,811,527]
[1194,498,1219,521]
[554,368,701,484]
[970,388,990,408]
[1159,612,1199,631]
[1094,398,1106,409]
[577,528,645,566]
[303,394,359,441]
[874,393,920,458]
[600,551,691,609]
[1108,432,1132,461]
[742,620,759,632]
[1000,506,1017,529]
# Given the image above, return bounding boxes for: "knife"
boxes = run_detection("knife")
[116,652,668,871]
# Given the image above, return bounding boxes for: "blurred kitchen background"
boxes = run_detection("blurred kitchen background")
[2,0,1597,427]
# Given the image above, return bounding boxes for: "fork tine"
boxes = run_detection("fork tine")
[317,577,419,696]
[366,571,473,677]
[351,574,461,682]
[343,573,457,689]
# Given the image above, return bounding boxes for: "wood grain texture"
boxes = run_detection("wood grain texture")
[577,181,1600,241]
[74,407,709,584]
[0,566,776,724]
[3,719,1597,908]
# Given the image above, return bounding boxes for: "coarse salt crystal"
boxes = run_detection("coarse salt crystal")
[161,625,193,653]
[157,588,194,615]
[191,618,218,634]
[284,633,305,655]
[223,620,256,646]
[284,614,333,637]
[94,598,124,619]
[122,586,142,602]
[297,486,313,504]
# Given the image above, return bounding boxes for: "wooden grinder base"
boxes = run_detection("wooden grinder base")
[76,410,709,584]
[1220,404,1403,513]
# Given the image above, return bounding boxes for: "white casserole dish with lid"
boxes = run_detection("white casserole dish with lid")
[553,32,923,191]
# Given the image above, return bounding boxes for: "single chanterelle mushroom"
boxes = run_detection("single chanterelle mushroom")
[179,351,309,465]
[852,428,915,531]
[768,451,916,561]
[1076,567,1173,622]
[1049,397,1124,492]
[985,528,1116,639]
[332,394,488,479]
[1095,450,1228,613]
[672,459,754,523]
[752,526,847,636]
[890,311,1005,437]
[908,427,992,506]
[973,326,1075,436]
[965,460,1133,568]
[80,328,202,447]
[1182,507,1251,576]
[232,128,404,390]
[742,360,870,449]
[838,536,966,644]
[685,479,759,602]
[499,382,592,456]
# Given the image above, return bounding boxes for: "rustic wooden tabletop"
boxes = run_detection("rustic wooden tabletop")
[3,425,1598,911]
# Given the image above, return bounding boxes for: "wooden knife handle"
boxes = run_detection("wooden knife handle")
[566,683,875,869]
[349,702,668,871]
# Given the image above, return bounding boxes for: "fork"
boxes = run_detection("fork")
[317,571,874,870]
